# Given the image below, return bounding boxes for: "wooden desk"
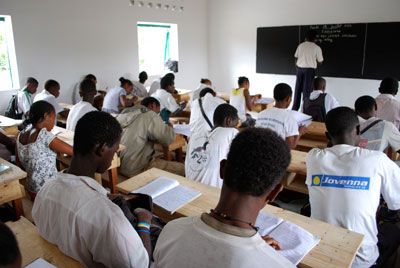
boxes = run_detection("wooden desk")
[176,89,192,103]
[253,97,274,112]
[52,126,124,193]
[288,150,307,176]
[0,115,23,137]
[154,134,186,162]
[59,102,74,110]
[6,217,82,267]
[297,138,327,152]
[0,157,26,218]
[117,168,363,268]
[303,121,327,142]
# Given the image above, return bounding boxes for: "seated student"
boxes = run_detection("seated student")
[148,73,175,96]
[0,131,16,161]
[189,87,226,136]
[32,111,149,267]
[230,76,261,127]
[256,83,307,149]
[306,107,400,268]
[154,128,294,268]
[73,74,98,104]
[0,222,22,268]
[133,71,149,98]
[151,76,184,123]
[33,79,68,118]
[355,95,400,153]
[190,78,212,103]
[66,78,97,131]
[17,77,39,119]
[186,104,239,188]
[102,77,135,114]
[117,97,184,177]
[303,77,339,122]
[16,101,73,200]
[375,77,400,129]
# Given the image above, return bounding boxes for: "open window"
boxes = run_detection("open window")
[137,22,179,76]
[0,15,19,90]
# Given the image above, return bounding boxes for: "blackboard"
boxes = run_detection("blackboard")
[256,22,400,80]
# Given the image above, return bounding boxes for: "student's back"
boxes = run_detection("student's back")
[375,77,400,129]
[256,107,298,139]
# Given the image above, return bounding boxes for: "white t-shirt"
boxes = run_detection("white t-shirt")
[185,127,238,188]
[66,101,97,131]
[189,93,226,136]
[295,41,323,69]
[375,94,400,130]
[256,107,299,139]
[306,145,400,268]
[102,87,126,113]
[189,83,209,103]
[132,81,148,98]
[154,215,295,268]
[17,88,33,116]
[148,78,161,96]
[359,116,400,152]
[32,173,149,268]
[230,88,246,121]
[308,90,339,113]
[151,89,180,113]
[33,90,63,114]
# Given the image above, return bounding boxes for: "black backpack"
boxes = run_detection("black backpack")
[5,94,23,119]
[303,93,327,122]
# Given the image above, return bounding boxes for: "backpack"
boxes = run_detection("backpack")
[5,94,23,119]
[303,93,327,122]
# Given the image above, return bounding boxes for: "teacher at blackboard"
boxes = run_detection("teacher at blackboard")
[292,30,324,111]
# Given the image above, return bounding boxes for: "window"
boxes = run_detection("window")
[0,15,19,90]
[137,22,179,76]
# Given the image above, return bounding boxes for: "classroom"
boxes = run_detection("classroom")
[0,0,399,267]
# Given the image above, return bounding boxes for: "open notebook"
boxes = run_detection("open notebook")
[256,212,320,265]
[287,110,313,127]
[132,177,201,214]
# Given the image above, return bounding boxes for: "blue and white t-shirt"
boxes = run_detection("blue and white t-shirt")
[306,144,400,268]
[256,107,299,139]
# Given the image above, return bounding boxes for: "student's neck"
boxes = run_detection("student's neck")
[274,102,287,109]
[67,155,97,179]
[331,137,356,147]
[359,112,374,120]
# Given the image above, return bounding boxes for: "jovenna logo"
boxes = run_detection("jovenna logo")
[311,175,370,190]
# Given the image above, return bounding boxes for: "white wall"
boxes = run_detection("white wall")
[207,0,400,107]
[0,0,208,113]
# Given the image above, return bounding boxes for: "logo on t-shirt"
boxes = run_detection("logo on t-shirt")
[311,175,370,190]
[189,142,210,172]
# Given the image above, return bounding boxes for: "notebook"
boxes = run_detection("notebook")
[256,212,320,265]
[288,110,313,127]
[25,258,56,268]
[173,124,191,137]
[132,177,201,214]
[255,97,274,105]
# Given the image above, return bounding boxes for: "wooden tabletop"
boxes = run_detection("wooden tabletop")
[0,157,26,206]
[0,157,27,183]
[117,168,363,268]
[6,217,82,267]
[288,150,307,176]
[304,121,327,141]
[59,102,74,110]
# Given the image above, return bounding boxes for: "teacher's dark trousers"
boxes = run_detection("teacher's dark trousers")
[292,67,315,111]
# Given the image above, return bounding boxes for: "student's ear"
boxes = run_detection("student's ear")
[286,95,292,104]
[94,143,106,158]
[219,159,227,180]
[265,183,284,203]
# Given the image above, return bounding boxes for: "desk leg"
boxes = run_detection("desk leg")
[12,198,24,219]
[175,148,183,163]
[108,168,118,194]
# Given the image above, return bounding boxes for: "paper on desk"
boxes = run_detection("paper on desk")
[153,185,201,214]
[173,124,191,137]
[25,258,56,268]
[287,110,312,127]
[255,212,283,236]
[0,117,23,127]
[132,176,179,199]
[255,97,274,105]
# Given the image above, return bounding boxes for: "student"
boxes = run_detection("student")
[149,73,175,96]
[186,104,239,188]
[133,71,149,98]
[84,73,97,85]
[154,128,294,268]
[303,77,339,122]
[17,77,38,118]
[16,101,73,200]
[32,111,149,267]
[73,74,97,104]
[66,78,97,131]
[293,30,324,111]
[102,77,135,114]
[375,77,400,129]
[189,87,226,136]
[33,79,66,117]
[151,76,183,123]
[306,107,400,267]
[117,97,184,177]
[355,95,400,153]
[0,222,22,268]
[190,78,212,103]
[230,76,260,126]
[256,83,306,149]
